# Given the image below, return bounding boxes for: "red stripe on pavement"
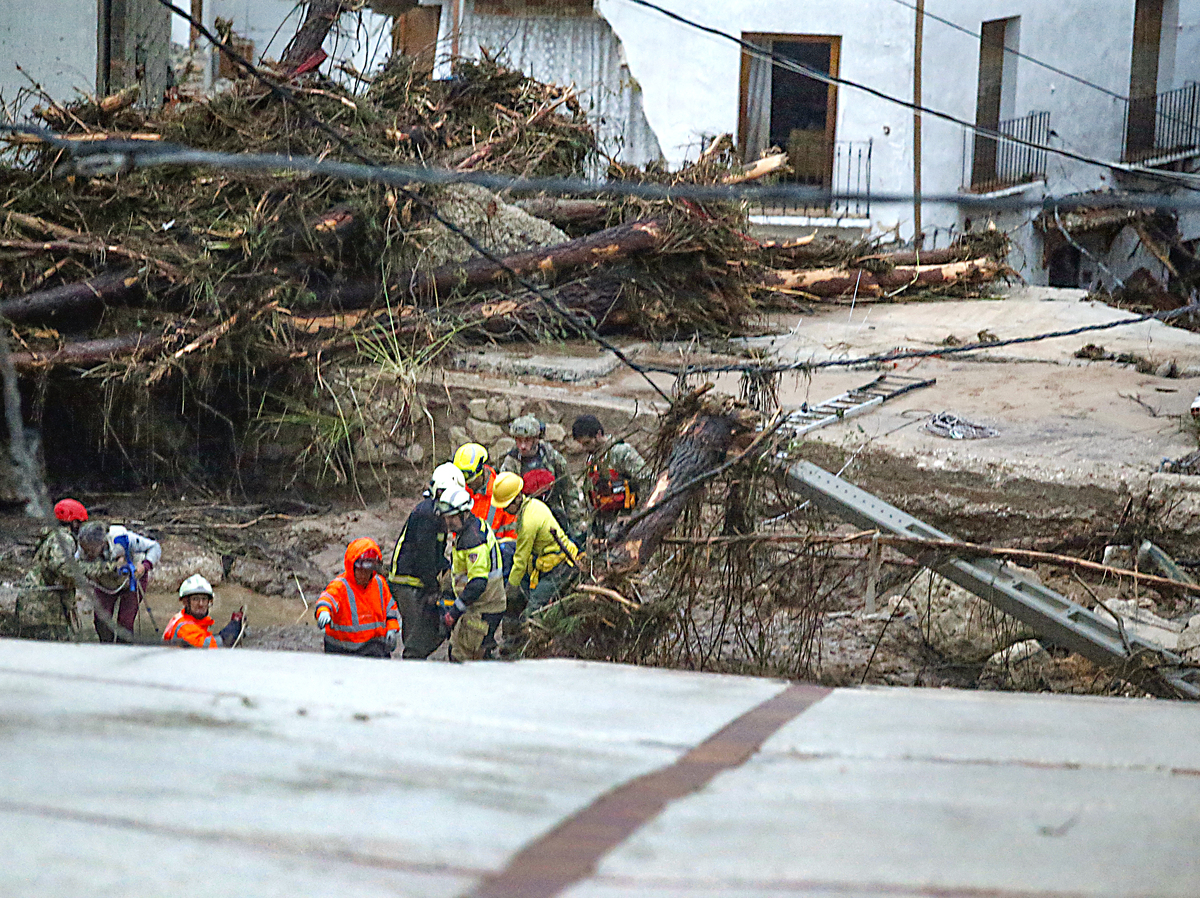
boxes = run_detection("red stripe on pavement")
[469,682,832,898]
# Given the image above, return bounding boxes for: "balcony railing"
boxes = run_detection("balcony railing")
[748,139,872,219]
[1124,82,1200,164]
[963,111,1050,193]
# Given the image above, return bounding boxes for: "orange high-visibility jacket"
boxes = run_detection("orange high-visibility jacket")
[468,466,496,522]
[315,538,399,647]
[163,611,220,649]
[468,466,516,540]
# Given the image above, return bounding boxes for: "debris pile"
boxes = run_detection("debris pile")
[0,52,1014,487]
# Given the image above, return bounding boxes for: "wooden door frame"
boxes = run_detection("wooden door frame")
[737,32,841,183]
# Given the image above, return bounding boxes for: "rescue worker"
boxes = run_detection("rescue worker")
[76,521,162,643]
[431,485,507,661]
[10,499,110,640]
[315,538,399,658]
[494,471,582,653]
[499,415,587,541]
[489,472,523,579]
[571,414,652,542]
[453,442,499,526]
[162,574,245,648]
[387,462,461,659]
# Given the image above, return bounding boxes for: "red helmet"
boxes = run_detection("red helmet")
[522,469,555,498]
[53,499,88,523]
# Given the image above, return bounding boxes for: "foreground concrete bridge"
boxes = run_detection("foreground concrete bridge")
[1,640,1196,897]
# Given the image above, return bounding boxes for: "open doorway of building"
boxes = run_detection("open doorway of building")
[739,33,840,188]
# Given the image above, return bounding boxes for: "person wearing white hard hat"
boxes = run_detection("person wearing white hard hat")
[386,462,463,659]
[431,485,506,661]
[162,574,244,649]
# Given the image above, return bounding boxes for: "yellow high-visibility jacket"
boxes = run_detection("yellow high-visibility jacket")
[451,516,505,610]
[509,497,579,590]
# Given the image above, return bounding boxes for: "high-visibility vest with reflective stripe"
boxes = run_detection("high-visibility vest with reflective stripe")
[315,575,398,645]
[163,611,220,649]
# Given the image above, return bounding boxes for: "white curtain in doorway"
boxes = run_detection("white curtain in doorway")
[743,38,772,162]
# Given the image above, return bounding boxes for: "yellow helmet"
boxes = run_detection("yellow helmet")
[453,442,488,480]
[491,471,524,508]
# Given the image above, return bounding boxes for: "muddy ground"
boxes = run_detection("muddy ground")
[0,475,1172,698]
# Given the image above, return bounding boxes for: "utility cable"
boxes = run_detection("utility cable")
[18,121,1200,213]
[631,301,1200,376]
[618,0,1193,189]
[152,0,673,403]
[887,0,1127,102]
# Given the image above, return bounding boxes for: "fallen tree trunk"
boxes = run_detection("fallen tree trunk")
[280,1,346,71]
[514,197,612,230]
[0,270,144,323]
[412,217,668,300]
[724,152,789,184]
[318,217,670,309]
[10,332,164,370]
[856,246,988,267]
[605,388,759,574]
[759,257,1005,299]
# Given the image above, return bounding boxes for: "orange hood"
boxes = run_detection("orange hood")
[343,537,383,578]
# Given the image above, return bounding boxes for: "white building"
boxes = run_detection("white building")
[0,1,171,116]
[449,0,1200,286]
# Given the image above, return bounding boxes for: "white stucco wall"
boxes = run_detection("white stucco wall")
[0,4,99,116]
[595,0,1200,275]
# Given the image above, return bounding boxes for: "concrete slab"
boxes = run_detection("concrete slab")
[3,641,1199,897]
[597,291,1200,488]
[452,346,627,383]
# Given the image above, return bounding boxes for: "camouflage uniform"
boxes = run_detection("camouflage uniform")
[8,527,122,640]
[500,442,587,540]
[585,440,653,541]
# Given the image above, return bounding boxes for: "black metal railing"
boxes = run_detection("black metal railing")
[749,139,872,219]
[1124,82,1200,163]
[832,139,872,217]
[964,110,1050,193]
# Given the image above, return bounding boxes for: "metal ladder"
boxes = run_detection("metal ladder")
[781,373,936,437]
[786,460,1200,701]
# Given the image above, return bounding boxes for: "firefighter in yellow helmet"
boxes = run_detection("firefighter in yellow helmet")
[490,471,522,578]
[492,470,581,654]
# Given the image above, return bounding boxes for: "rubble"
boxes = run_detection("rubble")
[892,569,1036,664]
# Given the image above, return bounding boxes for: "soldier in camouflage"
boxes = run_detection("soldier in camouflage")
[572,415,653,543]
[8,500,123,640]
[500,415,588,541]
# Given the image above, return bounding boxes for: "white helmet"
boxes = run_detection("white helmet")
[429,462,466,497]
[434,485,473,517]
[179,574,214,599]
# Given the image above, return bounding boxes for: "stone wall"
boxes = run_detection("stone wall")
[241,364,657,495]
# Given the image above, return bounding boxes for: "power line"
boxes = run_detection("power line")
[150,0,673,403]
[618,0,1191,189]
[16,122,1200,212]
[633,302,1200,376]
[887,0,1127,102]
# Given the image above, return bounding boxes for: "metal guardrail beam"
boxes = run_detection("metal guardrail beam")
[785,460,1200,700]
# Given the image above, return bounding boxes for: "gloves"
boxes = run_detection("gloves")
[218,612,244,647]
[442,598,465,631]
[316,609,332,628]
[384,631,398,654]
[505,582,521,603]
